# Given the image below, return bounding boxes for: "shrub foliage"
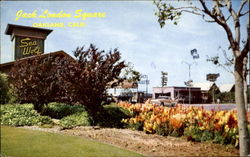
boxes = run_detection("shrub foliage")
[9,55,65,112]
[0,73,10,104]
[59,112,93,129]
[0,104,53,126]
[56,44,125,120]
[9,44,125,121]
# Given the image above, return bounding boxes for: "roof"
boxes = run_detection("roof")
[107,79,138,89]
[193,82,215,91]
[5,24,53,35]
[218,84,234,93]
[153,86,200,89]
[0,51,75,73]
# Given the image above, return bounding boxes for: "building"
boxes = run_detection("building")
[152,86,202,104]
[218,84,235,93]
[0,50,74,74]
[193,82,220,103]
[107,80,149,103]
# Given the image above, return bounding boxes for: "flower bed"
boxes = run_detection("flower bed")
[118,102,240,147]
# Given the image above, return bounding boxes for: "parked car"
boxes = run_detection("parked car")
[149,96,177,107]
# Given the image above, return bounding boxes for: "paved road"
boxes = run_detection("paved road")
[182,104,250,111]
[181,104,244,111]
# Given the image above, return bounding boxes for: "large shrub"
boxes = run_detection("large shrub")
[59,112,93,129]
[96,104,131,128]
[42,102,86,119]
[0,73,10,104]
[9,44,126,121]
[9,54,65,113]
[56,44,126,121]
[0,104,53,126]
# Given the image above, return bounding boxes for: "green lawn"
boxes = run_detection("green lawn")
[1,126,143,157]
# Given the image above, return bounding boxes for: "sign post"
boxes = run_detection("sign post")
[207,73,220,104]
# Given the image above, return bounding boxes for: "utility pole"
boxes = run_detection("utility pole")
[161,71,168,96]
[182,62,195,105]
[141,74,149,100]
[182,49,199,105]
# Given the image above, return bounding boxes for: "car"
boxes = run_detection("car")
[149,96,177,107]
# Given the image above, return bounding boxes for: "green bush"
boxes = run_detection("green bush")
[96,104,131,128]
[200,130,214,142]
[42,102,86,119]
[127,122,144,131]
[213,131,226,144]
[184,126,204,142]
[0,73,18,104]
[0,73,10,104]
[59,112,93,129]
[155,122,170,136]
[0,104,53,126]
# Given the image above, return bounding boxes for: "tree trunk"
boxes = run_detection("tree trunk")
[243,57,248,110]
[234,57,249,156]
[244,79,248,110]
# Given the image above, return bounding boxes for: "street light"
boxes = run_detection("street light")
[184,79,193,105]
[182,61,197,105]
[182,49,199,105]
[141,74,149,98]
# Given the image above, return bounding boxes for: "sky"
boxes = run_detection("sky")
[0,1,249,93]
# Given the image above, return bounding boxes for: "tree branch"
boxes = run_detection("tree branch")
[240,11,250,17]
[225,15,232,22]
[226,0,241,47]
[205,19,216,23]
[240,36,249,58]
[174,6,202,12]
[180,10,201,16]
[237,0,248,16]
[171,6,202,16]
[199,0,237,55]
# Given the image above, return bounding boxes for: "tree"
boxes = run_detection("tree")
[9,54,65,113]
[154,0,249,155]
[56,44,125,121]
[121,62,141,83]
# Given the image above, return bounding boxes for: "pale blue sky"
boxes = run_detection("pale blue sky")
[0,1,249,93]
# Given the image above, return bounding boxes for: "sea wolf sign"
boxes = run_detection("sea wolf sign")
[5,24,52,60]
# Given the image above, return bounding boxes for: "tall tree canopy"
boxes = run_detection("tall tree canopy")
[57,44,125,118]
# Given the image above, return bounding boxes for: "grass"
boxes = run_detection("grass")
[1,126,143,157]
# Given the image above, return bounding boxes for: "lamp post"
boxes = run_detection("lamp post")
[184,80,193,105]
[182,49,199,105]
[182,61,196,105]
[141,74,149,99]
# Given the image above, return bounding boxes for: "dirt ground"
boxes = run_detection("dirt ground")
[21,126,239,156]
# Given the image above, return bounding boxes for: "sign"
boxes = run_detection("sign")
[207,73,220,82]
[184,80,193,87]
[15,36,44,59]
[161,71,168,87]
[5,24,52,60]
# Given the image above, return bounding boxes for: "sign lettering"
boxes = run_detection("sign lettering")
[19,37,42,56]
